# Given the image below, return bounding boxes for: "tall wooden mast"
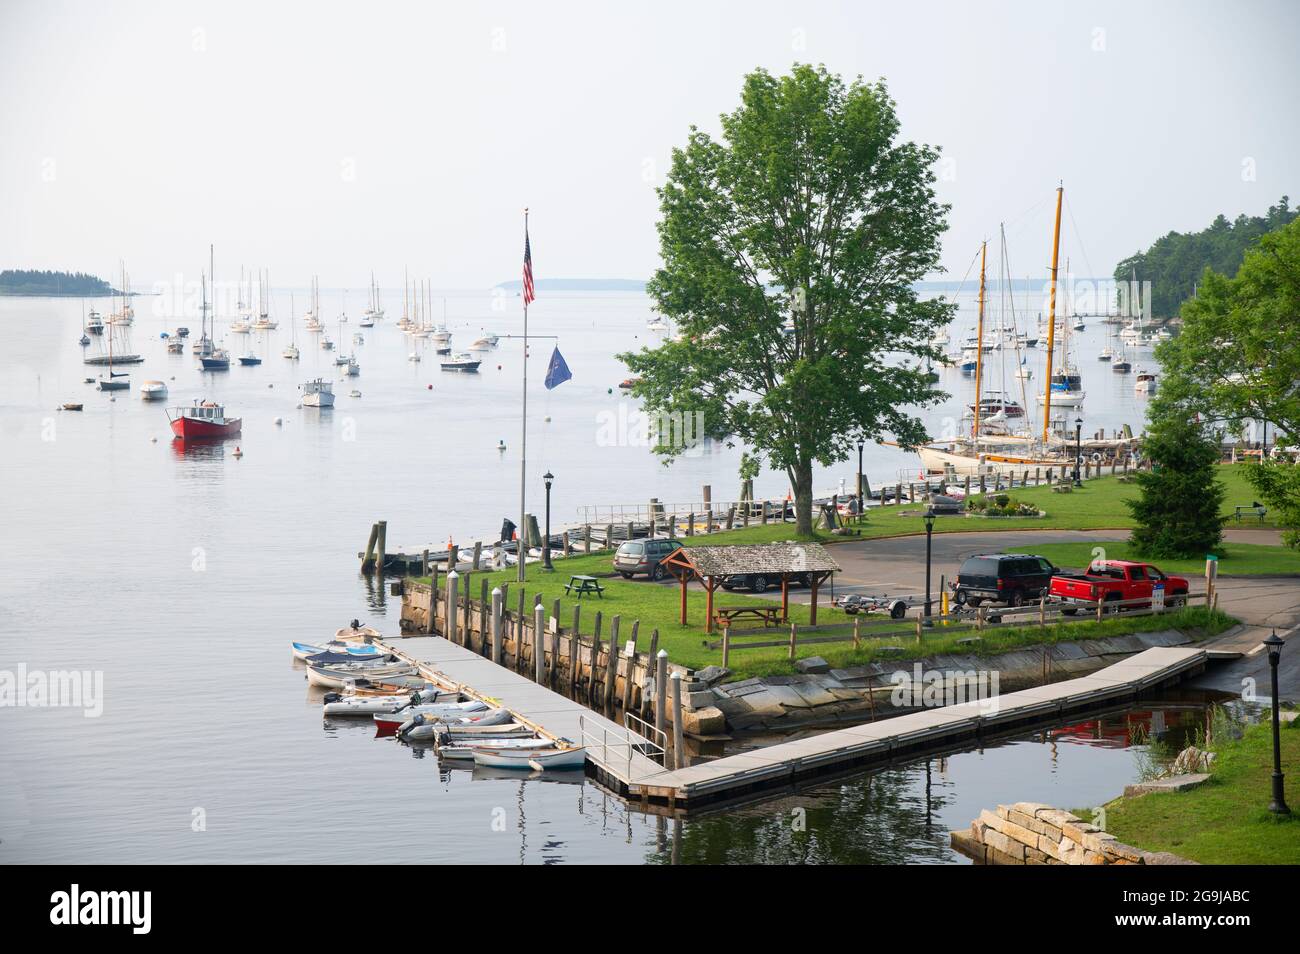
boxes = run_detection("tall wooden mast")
[972,241,988,444]
[1041,184,1064,443]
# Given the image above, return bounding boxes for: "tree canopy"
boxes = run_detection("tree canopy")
[620,64,950,534]
[1113,196,1295,318]
[0,269,115,296]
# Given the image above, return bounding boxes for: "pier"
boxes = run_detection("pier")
[380,631,1209,812]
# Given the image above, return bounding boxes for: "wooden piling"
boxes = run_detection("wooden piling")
[670,671,685,770]
[533,603,545,683]
[569,605,581,692]
[375,520,387,576]
[446,571,459,645]
[362,522,379,570]
[491,587,504,664]
[604,616,621,707]
[654,650,668,737]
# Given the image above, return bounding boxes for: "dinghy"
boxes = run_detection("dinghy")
[334,624,382,643]
[437,738,554,761]
[472,746,587,770]
[396,707,513,739]
[291,640,381,661]
[367,700,490,728]
[320,687,453,716]
[420,723,533,743]
[306,661,416,690]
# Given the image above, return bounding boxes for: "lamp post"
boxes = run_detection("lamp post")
[1264,631,1290,815]
[923,508,936,627]
[857,440,865,521]
[1073,417,1084,487]
[542,471,555,571]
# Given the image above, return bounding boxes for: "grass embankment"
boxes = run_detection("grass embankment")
[1100,712,1300,864]
[410,464,1281,678]
[419,539,1234,677]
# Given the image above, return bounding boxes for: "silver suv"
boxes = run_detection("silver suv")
[613,538,684,580]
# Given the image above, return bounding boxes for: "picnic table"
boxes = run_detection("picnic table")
[564,574,605,599]
[714,604,785,629]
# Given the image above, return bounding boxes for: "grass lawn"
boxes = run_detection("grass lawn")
[670,463,1285,546]
[421,542,1235,677]
[1003,540,1300,577]
[1100,713,1300,864]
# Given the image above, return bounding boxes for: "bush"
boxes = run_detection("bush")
[966,493,1040,517]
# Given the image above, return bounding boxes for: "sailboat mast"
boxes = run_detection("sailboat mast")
[1041,185,1064,443]
[973,241,987,442]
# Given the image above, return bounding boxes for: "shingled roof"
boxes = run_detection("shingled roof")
[669,542,840,577]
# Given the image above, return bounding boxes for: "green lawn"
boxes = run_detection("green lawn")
[662,463,1283,546]
[422,543,1234,677]
[1004,540,1300,577]
[1100,713,1300,864]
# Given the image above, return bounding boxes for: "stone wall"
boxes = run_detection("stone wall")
[951,803,1196,865]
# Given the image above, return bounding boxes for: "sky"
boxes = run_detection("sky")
[2,0,1297,290]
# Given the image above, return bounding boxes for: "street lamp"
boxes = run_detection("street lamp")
[1264,631,1290,815]
[1073,417,1084,487]
[923,508,936,627]
[857,440,865,521]
[542,471,555,572]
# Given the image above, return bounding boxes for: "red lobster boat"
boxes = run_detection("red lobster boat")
[167,400,242,439]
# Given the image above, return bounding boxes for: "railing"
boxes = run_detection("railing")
[710,590,1214,666]
[577,714,667,780]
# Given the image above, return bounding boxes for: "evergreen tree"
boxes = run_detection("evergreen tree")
[1126,416,1227,558]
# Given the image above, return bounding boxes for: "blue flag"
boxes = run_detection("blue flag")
[544,345,572,390]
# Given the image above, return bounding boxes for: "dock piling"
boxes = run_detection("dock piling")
[446,571,459,645]
[491,587,503,664]
[533,602,545,683]
[670,671,685,770]
[604,616,621,707]
[654,650,668,738]
[362,522,379,570]
[375,520,387,577]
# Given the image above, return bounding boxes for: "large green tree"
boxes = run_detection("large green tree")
[621,65,950,535]
[1151,217,1300,547]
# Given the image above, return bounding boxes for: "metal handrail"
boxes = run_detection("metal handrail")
[622,711,669,755]
[577,714,667,778]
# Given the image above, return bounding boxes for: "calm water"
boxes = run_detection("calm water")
[0,287,1171,863]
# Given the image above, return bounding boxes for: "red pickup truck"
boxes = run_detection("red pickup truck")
[1051,560,1189,614]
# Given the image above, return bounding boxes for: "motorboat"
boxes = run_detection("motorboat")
[346,357,360,377]
[139,380,168,401]
[200,348,231,371]
[86,309,104,335]
[167,400,241,439]
[238,354,262,366]
[167,338,184,354]
[301,378,334,408]
[1134,371,1157,394]
[440,353,481,373]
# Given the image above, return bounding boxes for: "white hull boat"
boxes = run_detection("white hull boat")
[140,381,168,401]
[437,738,554,761]
[472,746,587,770]
[306,662,416,690]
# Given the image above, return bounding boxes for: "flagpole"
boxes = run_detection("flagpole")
[517,208,529,583]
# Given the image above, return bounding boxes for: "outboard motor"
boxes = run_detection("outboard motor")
[322,692,342,704]
[499,518,517,544]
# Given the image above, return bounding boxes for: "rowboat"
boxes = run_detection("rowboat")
[472,746,587,770]
[411,722,533,743]
[306,661,416,690]
[290,640,382,661]
[437,738,554,761]
[334,624,382,643]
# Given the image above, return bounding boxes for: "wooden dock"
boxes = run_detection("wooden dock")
[379,636,1207,813]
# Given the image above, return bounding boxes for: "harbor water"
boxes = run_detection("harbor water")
[0,287,1174,863]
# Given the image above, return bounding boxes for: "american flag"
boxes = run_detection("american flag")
[522,225,536,306]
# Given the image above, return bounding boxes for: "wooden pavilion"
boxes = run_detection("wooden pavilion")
[658,542,841,633]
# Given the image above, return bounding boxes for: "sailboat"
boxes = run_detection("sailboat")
[303,277,323,331]
[252,270,278,330]
[283,292,301,360]
[360,272,380,326]
[109,263,134,325]
[1036,257,1084,408]
[78,301,91,346]
[95,320,131,391]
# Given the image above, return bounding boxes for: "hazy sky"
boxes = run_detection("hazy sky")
[2,0,1297,289]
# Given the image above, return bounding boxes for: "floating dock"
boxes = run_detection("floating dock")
[380,636,1207,813]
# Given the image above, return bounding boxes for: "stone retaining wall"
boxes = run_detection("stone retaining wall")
[951,803,1196,865]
